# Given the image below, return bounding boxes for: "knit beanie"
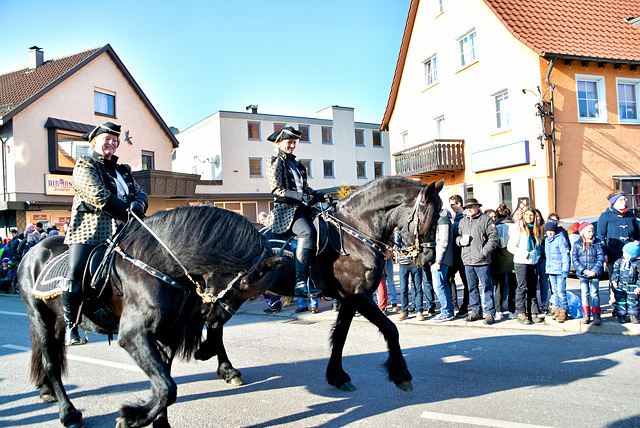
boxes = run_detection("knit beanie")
[578,222,594,236]
[544,219,558,233]
[622,242,640,259]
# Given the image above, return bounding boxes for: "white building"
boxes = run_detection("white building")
[173,105,390,222]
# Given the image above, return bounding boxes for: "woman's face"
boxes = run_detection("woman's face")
[524,210,535,224]
[614,195,627,211]
[276,138,297,155]
[92,133,119,159]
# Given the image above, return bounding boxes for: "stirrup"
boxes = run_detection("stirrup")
[295,279,321,297]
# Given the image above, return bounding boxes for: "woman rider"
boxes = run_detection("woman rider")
[266,126,327,297]
[61,122,148,345]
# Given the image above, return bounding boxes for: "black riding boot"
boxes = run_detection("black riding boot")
[294,237,321,297]
[61,278,83,346]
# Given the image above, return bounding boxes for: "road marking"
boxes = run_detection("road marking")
[0,310,27,317]
[2,344,143,373]
[420,411,554,428]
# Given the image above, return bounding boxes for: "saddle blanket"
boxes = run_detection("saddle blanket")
[32,251,69,300]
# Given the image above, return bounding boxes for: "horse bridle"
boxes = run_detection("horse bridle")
[113,210,267,318]
[324,185,436,257]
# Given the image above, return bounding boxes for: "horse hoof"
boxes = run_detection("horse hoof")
[40,393,57,403]
[337,381,357,391]
[115,417,129,428]
[227,375,245,386]
[395,380,413,392]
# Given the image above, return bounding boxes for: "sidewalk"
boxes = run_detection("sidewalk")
[3,278,638,336]
[239,276,640,336]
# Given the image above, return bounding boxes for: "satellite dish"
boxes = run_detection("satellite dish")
[212,154,220,168]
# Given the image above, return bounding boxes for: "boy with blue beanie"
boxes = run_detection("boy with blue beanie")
[610,242,640,323]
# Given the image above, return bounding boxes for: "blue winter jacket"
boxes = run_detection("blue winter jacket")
[571,237,605,278]
[545,233,570,275]
[610,257,640,292]
[597,207,640,261]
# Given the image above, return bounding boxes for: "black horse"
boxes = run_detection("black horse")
[198,176,444,391]
[19,206,284,428]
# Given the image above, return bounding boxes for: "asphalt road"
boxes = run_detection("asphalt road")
[1,294,639,428]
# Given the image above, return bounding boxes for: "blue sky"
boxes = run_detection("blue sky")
[1,0,410,131]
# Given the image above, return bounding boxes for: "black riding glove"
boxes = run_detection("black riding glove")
[129,200,145,218]
[302,193,315,205]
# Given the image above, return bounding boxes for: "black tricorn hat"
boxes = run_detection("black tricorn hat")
[463,198,482,208]
[267,126,302,143]
[82,121,121,142]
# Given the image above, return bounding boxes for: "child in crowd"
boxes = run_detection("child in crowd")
[571,222,604,325]
[610,242,640,324]
[544,220,571,323]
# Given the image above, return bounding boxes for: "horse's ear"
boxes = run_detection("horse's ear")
[435,179,445,194]
[422,181,437,202]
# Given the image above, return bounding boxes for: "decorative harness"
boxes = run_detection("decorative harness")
[111,210,266,317]
[323,186,435,259]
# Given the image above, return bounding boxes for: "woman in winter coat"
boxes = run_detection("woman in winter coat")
[544,220,571,323]
[507,207,544,325]
[571,222,605,325]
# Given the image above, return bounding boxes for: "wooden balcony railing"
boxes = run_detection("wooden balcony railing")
[393,139,465,178]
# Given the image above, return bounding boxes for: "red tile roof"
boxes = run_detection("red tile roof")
[0,48,100,117]
[485,0,640,61]
[381,0,640,129]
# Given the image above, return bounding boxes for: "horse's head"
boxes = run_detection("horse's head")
[200,254,286,329]
[412,179,444,268]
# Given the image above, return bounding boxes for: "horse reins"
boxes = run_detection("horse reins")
[113,210,263,317]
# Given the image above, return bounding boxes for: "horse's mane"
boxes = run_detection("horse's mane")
[119,206,265,278]
[338,176,424,211]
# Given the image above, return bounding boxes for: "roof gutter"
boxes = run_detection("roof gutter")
[544,57,557,214]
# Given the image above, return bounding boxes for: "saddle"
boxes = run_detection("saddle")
[260,211,342,295]
[33,244,116,300]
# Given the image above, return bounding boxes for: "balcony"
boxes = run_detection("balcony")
[393,139,465,178]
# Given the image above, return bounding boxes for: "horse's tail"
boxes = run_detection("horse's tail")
[29,323,67,388]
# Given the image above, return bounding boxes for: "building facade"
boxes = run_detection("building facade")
[173,105,391,222]
[0,45,198,234]
[382,0,640,219]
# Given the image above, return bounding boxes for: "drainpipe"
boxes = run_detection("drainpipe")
[0,136,6,202]
[545,58,557,214]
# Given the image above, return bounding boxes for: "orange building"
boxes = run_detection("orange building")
[382,0,640,219]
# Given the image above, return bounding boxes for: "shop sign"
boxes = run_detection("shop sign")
[45,174,75,196]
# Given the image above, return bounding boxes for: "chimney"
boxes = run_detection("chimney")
[29,46,44,69]
[246,104,258,114]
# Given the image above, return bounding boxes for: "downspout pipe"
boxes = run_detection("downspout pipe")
[545,58,557,214]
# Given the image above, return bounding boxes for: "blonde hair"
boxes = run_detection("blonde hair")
[516,206,543,244]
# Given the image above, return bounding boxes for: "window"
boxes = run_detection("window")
[322,126,333,144]
[323,160,334,178]
[459,29,477,67]
[374,162,384,179]
[401,131,409,149]
[576,75,607,122]
[299,125,310,142]
[248,122,261,140]
[435,115,445,138]
[141,151,154,171]
[274,123,286,133]
[372,131,382,147]
[355,129,365,146]
[299,159,312,177]
[464,184,474,200]
[495,91,509,129]
[499,181,512,213]
[424,55,438,86]
[94,90,115,117]
[613,177,640,217]
[356,161,366,179]
[53,132,89,172]
[213,201,258,222]
[249,158,262,177]
[617,78,640,123]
